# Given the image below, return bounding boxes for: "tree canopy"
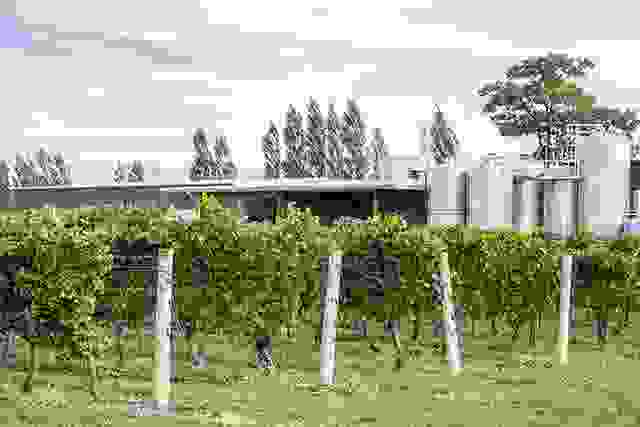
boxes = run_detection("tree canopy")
[477,51,640,166]
[261,121,282,179]
[1,148,72,187]
[262,98,384,180]
[189,128,237,181]
[113,160,145,183]
[341,98,369,179]
[429,104,461,166]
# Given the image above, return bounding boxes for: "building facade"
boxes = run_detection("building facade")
[0,179,428,225]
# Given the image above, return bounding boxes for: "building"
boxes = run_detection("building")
[0,154,428,222]
[3,134,631,236]
[0,178,428,225]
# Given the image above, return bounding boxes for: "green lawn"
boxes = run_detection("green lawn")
[1,311,640,426]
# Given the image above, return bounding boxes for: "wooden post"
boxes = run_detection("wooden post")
[152,248,174,412]
[115,240,176,416]
[439,251,462,375]
[319,249,342,386]
[558,255,572,365]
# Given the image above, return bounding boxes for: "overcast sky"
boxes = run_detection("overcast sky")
[1,1,639,185]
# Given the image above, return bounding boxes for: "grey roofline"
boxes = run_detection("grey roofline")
[2,178,425,193]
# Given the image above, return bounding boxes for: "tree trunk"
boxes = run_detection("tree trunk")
[85,353,99,400]
[585,295,593,322]
[509,312,521,344]
[594,306,608,348]
[511,324,520,343]
[48,345,57,366]
[22,340,39,393]
[411,302,424,343]
[528,312,537,348]
[624,294,632,328]
[471,317,478,338]
[537,310,543,329]
[0,330,14,389]
[190,319,204,362]
[116,335,125,369]
[391,325,405,370]
[138,317,147,356]
[490,315,499,337]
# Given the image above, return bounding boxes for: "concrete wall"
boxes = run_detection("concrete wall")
[6,187,167,209]
[512,176,544,232]
[578,134,630,238]
[468,165,513,230]
[425,134,631,237]
[428,166,467,225]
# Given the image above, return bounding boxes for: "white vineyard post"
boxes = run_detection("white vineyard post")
[152,248,175,412]
[557,255,572,366]
[439,251,462,376]
[319,249,342,386]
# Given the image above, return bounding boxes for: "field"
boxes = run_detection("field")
[1,309,639,426]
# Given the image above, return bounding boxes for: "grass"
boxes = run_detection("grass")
[1,311,640,426]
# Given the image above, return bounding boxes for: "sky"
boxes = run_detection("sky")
[1,1,640,185]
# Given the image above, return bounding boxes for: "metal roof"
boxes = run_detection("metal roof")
[3,178,425,193]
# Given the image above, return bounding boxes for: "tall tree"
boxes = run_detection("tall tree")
[430,104,461,166]
[189,128,215,181]
[113,160,144,183]
[6,149,71,186]
[341,98,369,179]
[261,121,282,179]
[304,97,327,178]
[282,105,307,178]
[34,147,54,184]
[189,128,236,181]
[0,159,19,188]
[366,128,389,180]
[14,153,44,186]
[212,135,238,179]
[50,151,72,185]
[477,51,640,167]
[113,161,127,183]
[325,102,344,179]
[130,160,144,182]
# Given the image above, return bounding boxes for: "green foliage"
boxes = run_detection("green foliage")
[341,98,369,179]
[4,206,640,400]
[366,128,389,180]
[365,211,409,242]
[0,208,114,398]
[325,103,344,179]
[262,121,282,179]
[283,105,307,178]
[10,148,72,186]
[113,160,144,183]
[430,104,461,166]
[212,135,238,179]
[305,97,327,178]
[477,51,640,164]
[189,129,237,180]
[265,98,376,179]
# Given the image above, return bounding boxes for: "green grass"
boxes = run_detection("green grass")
[1,311,640,426]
